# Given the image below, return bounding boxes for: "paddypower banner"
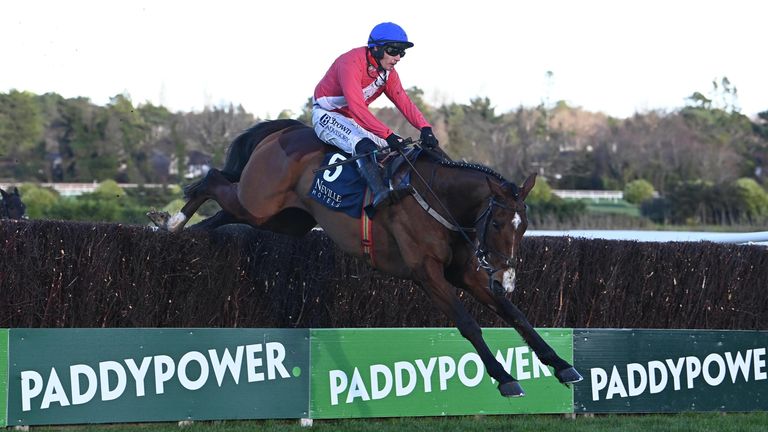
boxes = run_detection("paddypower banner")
[4,327,766,426]
[574,329,768,412]
[7,329,309,425]
[309,328,574,418]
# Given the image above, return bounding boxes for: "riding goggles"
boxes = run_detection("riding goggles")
[383,44,407,57]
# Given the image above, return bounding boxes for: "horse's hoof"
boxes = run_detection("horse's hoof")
[146,209,171,230]
[498,381,525,398]
[556,367,584,386]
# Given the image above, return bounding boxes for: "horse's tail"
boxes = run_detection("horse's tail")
[184,119,307,198]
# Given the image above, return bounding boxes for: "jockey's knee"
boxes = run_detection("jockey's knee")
[354,138,378,155]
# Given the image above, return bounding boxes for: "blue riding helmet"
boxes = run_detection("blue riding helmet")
[367,22,414,48]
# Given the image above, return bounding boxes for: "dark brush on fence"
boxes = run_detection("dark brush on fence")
[0,219,766,329]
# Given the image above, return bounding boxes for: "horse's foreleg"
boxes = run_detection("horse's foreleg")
[420,266,525,397]
[472,287,583,385]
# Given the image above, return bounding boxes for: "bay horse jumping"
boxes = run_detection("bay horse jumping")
[148,119,582,397]
[0,187,26,220]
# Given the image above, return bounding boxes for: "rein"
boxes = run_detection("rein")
[398,144,516,294]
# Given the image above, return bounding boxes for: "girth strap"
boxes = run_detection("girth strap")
[361,188,376,266]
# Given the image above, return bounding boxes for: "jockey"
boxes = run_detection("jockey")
[312,22,439,210]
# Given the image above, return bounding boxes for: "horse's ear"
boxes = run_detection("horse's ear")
[12,187,20,196]
[0,188,7,199]
[485,177,505,197]
[519,173,537,201]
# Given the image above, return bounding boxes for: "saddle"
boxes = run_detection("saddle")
[309,146,441,218]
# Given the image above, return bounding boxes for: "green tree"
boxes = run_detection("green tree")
[18,183,59,219]
[526,175,553,202]
[58,96,119,181]
[441,103,468,156]
[172,120,187,183]
[94,179,126,199]
[0,90,43,155]
[623,179,655,204]
[107,94,151,182]
[735,178,768,218]
[0,90,44,178]
[752,110,768,141]
[686,91,712,110]
[468,97,496,122]
[406,86,431,119]
[277,110,294,119]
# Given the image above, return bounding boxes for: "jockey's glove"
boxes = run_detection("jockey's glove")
[420,127,439,148]
[386,133,407,152]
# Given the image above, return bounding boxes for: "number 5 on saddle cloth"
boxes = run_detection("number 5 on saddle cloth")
[308,149,418,218]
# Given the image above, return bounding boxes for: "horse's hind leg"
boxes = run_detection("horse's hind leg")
[187,210,238,231]
[149,168,249,232]
[470,287,583,385]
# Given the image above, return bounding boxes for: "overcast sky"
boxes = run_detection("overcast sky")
[2,0,765,119]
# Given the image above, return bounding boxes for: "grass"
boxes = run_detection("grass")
[29,412,768,432]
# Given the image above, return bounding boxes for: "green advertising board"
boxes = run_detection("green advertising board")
[7,329,309,426]
[0,329,8,427]
[574,329,768,413]
[3,327,765,425]
[310,328,574,418]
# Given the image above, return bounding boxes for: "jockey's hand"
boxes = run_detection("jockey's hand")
[420,127,439,149]
[386,133,407,152]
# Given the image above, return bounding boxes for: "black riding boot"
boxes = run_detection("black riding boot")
[356,155,392,209]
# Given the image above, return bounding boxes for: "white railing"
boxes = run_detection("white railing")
[0,182,165,197]
[527,230,768,246]
[552,189,623,201]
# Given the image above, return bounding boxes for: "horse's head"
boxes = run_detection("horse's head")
[474,173,536,295]
[0,187,27,220]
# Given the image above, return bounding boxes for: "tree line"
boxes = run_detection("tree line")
[1,78,767,226]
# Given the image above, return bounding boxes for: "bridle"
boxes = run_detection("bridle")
[400,146,523,295]
[472,192,524,295]
[474,195,516,271]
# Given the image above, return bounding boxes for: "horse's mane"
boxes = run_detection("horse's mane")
[222,119,307,180]
[436,158,508,184]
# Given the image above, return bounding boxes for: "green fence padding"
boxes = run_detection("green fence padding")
[574,329,768,413]
[310,328,574,418]
[0,329,8,427]
[7,329,309,426]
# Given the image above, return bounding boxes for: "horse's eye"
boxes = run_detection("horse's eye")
[492,220,501,229]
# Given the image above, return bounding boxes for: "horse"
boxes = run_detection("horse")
[148,119,582,397]
[0,187,26,220]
